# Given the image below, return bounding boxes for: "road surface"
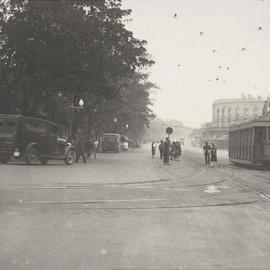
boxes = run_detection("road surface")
[1,145,270,270]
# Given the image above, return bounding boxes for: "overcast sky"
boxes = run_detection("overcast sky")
[122,0,270,127]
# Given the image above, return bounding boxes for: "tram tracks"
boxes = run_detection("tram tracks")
[222,165,270,201]
[2,151,270,210]
[0,158,208,191]
[186,150,270,200]
[0,167,211,193]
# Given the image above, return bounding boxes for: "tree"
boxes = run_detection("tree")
[0,0,155,139]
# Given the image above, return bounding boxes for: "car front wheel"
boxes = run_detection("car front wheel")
[65,149,75,165]
[25,146,39,165]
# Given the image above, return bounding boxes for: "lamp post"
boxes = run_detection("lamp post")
[125,124,129,135]
[69,98,85,140]
[113,117,118,133]
[79,98,84,107]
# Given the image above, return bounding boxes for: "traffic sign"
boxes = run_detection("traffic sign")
[166,127,173,134]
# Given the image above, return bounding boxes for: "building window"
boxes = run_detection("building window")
[216,109,220,126]
[235,108,239,120]
[221,107,225,116]
[227,108,231,126]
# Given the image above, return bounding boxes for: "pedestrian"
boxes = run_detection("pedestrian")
[75,133,86,163]
[159,140,164,159]
[176,141,182,161]
[169,141,173,160]
[210,143,218,167]
[163,137,170,164]
[173,142,179,159]
[151,141,157,158]
[93,138,98,159]
[203,141,211,165]
[85,137,93,159]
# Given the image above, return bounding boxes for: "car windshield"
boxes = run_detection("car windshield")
[0,118,17,135]
[103,135,118,142]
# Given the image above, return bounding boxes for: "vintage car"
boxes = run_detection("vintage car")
[101,133,120,153]
[0,114,75,165]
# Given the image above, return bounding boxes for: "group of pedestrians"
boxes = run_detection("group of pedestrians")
[73,133,98,163]
[203,141,217,167]
[152,138,182,165]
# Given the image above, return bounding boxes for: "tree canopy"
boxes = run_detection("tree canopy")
[0,0,156,141]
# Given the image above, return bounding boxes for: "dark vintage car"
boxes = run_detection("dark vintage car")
[0,114,76,165]
[101,133,120,153]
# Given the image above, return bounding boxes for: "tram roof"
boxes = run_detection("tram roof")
[230,117,270,131]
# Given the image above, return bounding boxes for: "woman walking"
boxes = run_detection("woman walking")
[210,143,217,167]
[151,141,157,158]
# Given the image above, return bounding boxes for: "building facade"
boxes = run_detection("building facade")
[212,95,265,128]
[201,95,267,149]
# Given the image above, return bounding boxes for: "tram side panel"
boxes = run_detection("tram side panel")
[229,120,270,167]
[229,127,257,165]
[253,127,263,164]
[263,126,270,163]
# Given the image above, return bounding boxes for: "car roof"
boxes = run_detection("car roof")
[0,114,58,126]
[103,133,120,136]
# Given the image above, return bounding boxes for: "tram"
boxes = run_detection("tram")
[229,117,270,167]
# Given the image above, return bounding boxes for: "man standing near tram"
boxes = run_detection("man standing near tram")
[203,141,211,165]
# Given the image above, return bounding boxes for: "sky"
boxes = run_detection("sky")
[121,0,270,127]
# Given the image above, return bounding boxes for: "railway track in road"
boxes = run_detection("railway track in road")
[1,150,270,211]
[0,166,211,191]
[224,163,270,184]
[0,154,208,190]
[186,149,270,198]
[222,165,270,200]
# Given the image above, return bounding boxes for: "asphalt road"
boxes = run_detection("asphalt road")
[1,145,270,270]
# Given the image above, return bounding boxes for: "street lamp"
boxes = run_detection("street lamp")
[69,98,85,140]
[113,117,118,133]
[79,98,84,107]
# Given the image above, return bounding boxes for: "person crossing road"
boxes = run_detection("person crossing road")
[203,141,211,165]
[75,133,86,163]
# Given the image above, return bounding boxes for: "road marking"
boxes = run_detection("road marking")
[0,178,172,190]
[164,188,192,191]
[126,186,156,189]
[260,194,270,199]
[219,185,229,189]
[204,185,221,193]
[1,186,79,189]
[189,169,207,180]
[23,198,166,204]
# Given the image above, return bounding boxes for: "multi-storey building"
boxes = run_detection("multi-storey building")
[201,95,267,149]
[212,95,265,128]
